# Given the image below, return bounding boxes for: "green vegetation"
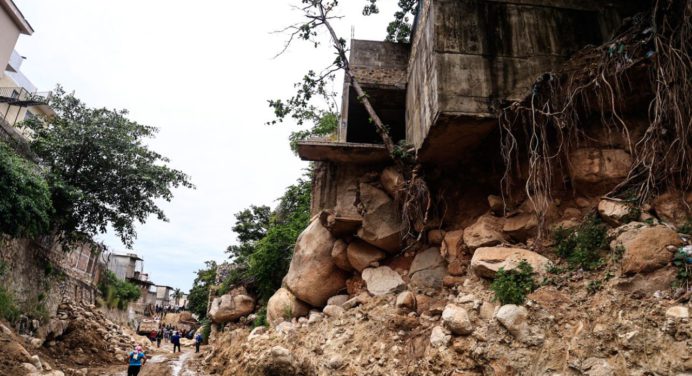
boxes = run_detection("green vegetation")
[490,260,537,305]
[98,270,141,310]
[287,112,338,154]
[22,86,193,247]
[586,279,603,294]
[678,219,692,236]
[187,261,217,319]
[362,0,419,43]
[0,142,52,238]
[201,318,211,339]
[217,176,311,307]
[0,286,20,323]
[253,306,268,328]
[672,248,690,289]
[553,216,608,271]
[225,176,311,303]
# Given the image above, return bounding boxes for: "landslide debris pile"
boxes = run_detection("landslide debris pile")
[39,300,139,370]
[1,299,146,375]
[204,272,690,376]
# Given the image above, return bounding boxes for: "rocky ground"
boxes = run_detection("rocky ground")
[203,269,690,375]
[0,299,205,376]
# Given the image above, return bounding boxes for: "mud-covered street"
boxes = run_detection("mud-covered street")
[90,347,207,376]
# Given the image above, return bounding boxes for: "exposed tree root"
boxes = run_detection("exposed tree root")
[500,0,691,239]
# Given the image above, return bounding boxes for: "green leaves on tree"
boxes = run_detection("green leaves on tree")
[0,142,52,238]
[22,86,194,248]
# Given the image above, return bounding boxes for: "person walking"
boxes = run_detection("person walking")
[171,331,181,353]
[127,345,146,376]
[156,329,163,348]
[194,332,203,353]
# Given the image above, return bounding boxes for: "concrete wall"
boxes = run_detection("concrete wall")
[310,161,386,218]
[0,6,20,78]
[0,237,102,327]
[405,0,646,159]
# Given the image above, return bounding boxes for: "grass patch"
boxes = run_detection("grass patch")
[253,306,268,328]
[0,286,20,323]
[491,260,537,305]
[553,216,608,271]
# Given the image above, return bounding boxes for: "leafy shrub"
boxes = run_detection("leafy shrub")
[0,142,52,237]
[553,216,607,270]
[98,270,141,310]
[188,261,217,320]
[491,260,537,305]
[200,318,211,344]
[253,306,268,328]
[0,286,20,323]
[678,219,692,236]
[672,248,690,289]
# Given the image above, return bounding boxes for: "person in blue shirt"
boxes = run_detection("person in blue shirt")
[171,331,181,353]
[194,333,203,353]
[127,345,146,376]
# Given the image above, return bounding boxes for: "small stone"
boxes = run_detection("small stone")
[323,305,345,318]
[441,304,473,335]
[327,294,350,307]
[430,326,451,348]
[326,354,345,370]
[395,291,416,311]
[665,306,689,319]
[362,266,406,296]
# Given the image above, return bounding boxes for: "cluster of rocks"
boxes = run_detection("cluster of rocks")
[241,161,690,331]
[34,300,139,370]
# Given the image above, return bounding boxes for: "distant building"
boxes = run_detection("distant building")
[106,253,144,280]
[155,285,174,308]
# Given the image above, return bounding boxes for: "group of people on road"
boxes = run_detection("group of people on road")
[147,324,204,353]
[128,328,204,375]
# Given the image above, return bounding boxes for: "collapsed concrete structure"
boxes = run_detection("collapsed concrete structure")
[298,0,649,233]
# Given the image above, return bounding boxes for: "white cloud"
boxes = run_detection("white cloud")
[14,0,400,291]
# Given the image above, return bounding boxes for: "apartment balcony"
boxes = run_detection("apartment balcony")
[0,87,51,106]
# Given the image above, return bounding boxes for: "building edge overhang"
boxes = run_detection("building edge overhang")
[1,0,34,35]
[296,140,391,164]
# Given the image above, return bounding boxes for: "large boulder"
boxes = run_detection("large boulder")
[502,213,538,241]
[361,266,406,296]
[331,239,353,272]
[614,225,683,275]
[495,304,530,341]
[463,214,506,250]
[266,288,311,326]
[357,183,403,253]
[347,239,387,272]
[598,199,636,226]
[569,148,632,195]
[653,191,691,227]
[285,219,349,307]
[409,247,447,289]
[471,247,552,278]
[380,166,404,198]
[440,229,464,260]
[209,287,255,324]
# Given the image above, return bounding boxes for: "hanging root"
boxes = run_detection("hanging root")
[400,164,433,243]
[500,0,691,239]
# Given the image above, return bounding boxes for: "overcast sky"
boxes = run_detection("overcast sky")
[13,0,399,292]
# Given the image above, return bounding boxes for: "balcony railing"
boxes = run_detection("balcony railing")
[0,87,51,106]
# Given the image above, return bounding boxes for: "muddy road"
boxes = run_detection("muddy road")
[90,347,207,376]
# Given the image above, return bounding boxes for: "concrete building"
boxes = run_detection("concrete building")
[106,253,144,280]
[297,0,649,218]
[0,0,52,153]
[0,0,32,76]
[155,285,174,308]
